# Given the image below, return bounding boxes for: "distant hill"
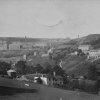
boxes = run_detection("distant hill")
[2,35,100,77]
[53,34,100,76]
[79,34,100,45]
[0,37,70,46]
[63,34,100,49]
[53,34,100,77]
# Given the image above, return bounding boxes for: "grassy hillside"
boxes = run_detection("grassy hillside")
[1,34,100,77]
[0,50,35,58]
[61,55,100,77]
[64,34,100,49]
[26,56,56,68]
[53,34,100,77]
[61,55,90,77]
[0,84,100,100]
[0,49,90,77]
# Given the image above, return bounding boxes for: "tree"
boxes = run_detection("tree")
[15,60,27,75]
[87,63,98,80]
[25,65,36,74]
[35,64,44,73]
[77,49,85,56]
[42,62,53,75]
[53,64,65,77]
[0,61,11,75]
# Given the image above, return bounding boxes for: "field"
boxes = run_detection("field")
[0,84,100,100]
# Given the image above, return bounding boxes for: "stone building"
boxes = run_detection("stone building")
[87,49,100,60]
[78,45,93,54]
[9,42,21,50]
[0,41,7,50]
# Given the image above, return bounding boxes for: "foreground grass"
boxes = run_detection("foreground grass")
[0,84,100,100]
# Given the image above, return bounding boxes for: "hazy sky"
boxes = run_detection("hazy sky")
[0,0,100,38]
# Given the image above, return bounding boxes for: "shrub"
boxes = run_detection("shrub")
[0,61,11,75]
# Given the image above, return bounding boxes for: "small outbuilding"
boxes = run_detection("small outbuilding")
[7,69,17,78]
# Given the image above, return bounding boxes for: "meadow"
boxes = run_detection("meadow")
[0,84,100,100]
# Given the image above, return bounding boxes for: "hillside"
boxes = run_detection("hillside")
[82,34,100,44]
[76,34,100,45]
[0,83,100,100]
[1,34,100,77]
[0,37,70,46]
[26,56,56,68]
[52,34,100,77]
[64,34,100,49]
[61,55,89,76]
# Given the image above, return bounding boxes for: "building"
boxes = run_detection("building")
[41,53,49,57]
[7,69,16,78]
[33,42,47,47]
[78,45,93,54]
[0,41,7,50]
[23,54,27,60]
[56,45,72,50]
[33,51,37,56]
[9,44,21,50]
[8,41,34,50]
[71,51,78,55]
[24,74,48,85]
[21,42,34,50]
[53,76,63,86]
[47,47,54,55]
[8,42,22,50]
[0,44,7,50]
[87,49,100,60]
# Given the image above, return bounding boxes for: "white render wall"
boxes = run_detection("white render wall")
[88,50,100,59]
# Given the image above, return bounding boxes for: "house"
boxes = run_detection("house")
[21,42,34,50]
[9,42,22,50]
[0,44,7,50]
[0,41,7,50]
[16,75,29,81]
[7,69,16,78]
[34,51,37,56]
[87,49,100,60]
[56,45,72,50]
[47,47,54,55]
[78,45,93,54]
[41,53,49,57]
[33,42,47,47]
[53,76,63,86]
[71,51,78,55]
[24,74,48,85]
[23,54,27,60]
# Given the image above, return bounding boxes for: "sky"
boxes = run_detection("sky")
[0,0,100,39]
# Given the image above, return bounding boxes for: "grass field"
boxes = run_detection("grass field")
[0,84,100,100]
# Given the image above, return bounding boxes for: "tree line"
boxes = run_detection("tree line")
[0,60,100,81]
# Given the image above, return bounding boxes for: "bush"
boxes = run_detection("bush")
[87,63,99,80]
[35,64,44,73]
[0,61,11,75]
[15,60,27,75]
[42,62,53,75]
